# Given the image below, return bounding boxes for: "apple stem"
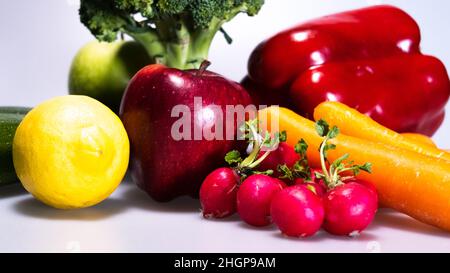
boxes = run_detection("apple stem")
[197,60,212,76]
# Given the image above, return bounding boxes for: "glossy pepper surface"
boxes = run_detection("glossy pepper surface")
[246,5,450,136]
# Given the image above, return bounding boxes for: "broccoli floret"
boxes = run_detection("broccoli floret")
[79,0,265,69]
[79,0,127,42]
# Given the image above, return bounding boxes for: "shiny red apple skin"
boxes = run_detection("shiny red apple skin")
[120,64,253,202]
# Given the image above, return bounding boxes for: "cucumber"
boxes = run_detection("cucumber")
[0,107,31,186]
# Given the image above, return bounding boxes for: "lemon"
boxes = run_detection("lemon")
[13,95,130,209]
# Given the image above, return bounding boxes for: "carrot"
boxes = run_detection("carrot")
[258,106,450,232]
[401,133,437,148]
[313,101,450,162]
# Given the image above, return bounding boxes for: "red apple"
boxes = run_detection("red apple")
[120,63,253,201]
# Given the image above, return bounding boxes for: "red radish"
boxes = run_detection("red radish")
[323,182,378,236]
[237,174,285,226]
[199,168,240,218]
[344,177,377,195]
[301,181,327,197]
[294,168,327,197]
[199,119,283,219]
[310,169,328,197]
[310,168,323,182]
[271,185,324,237]
[311,119,378,236]
[294,177,306,185]
[257,142,299,177]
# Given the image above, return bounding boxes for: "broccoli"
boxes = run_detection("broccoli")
[79,0,265,69]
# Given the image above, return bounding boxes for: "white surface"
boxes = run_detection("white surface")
[1,179,450,253]
[0,0,450,253]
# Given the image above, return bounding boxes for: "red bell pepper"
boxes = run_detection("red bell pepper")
[245,5,450,136]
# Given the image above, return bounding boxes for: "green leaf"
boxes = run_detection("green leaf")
[347,162,372,176]
[238,122,247,133]
[252,169,274,176]
[240,119,261,141]
[224,150,242,165]
[292,160,312,181]
[314,171,326,180]
[324,144,336,151]
[359,162,373,174]
[278,164,294,180]
[332,153,349,169]
[315,119,330,137]
[292,161,305,172]
[276,131,287,143]
[262,131,272,147]
[322,143,337,159]
[295,139,309,156]
[327,126,340,139]
[352,167,361,176]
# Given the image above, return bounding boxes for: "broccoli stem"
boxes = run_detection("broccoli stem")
[128,31,167,64]
[126,18,223,70]
[187,17,222,69]
[154,17,191,69]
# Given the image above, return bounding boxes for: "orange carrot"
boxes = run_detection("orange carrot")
[313,101,450,162]
[401,133,437,148]
[258,106,450,232]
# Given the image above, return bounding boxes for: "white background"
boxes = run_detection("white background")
[0,0,449,147]
[0,0,450,252]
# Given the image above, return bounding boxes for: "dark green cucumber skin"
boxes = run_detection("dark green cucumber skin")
[0,107,31,186]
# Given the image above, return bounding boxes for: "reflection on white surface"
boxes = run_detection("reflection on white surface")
[1,181,450,252]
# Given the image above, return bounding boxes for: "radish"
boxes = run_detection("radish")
[237,174,285,226]
[313,119,378,236]
[257,142,299,178]
[323,182,378,236]
[294,168,327,197]
[300,181,327,198]
[271,185,324,237]
[199,167,240,218]
[199,119,284,219]
[344,177,377,196]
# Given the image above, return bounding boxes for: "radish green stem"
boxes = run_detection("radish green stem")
[248,150,272,169]
[319,137,332,186]
[240,121,261,168]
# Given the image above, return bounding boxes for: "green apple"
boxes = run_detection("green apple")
[68,40,151,113]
